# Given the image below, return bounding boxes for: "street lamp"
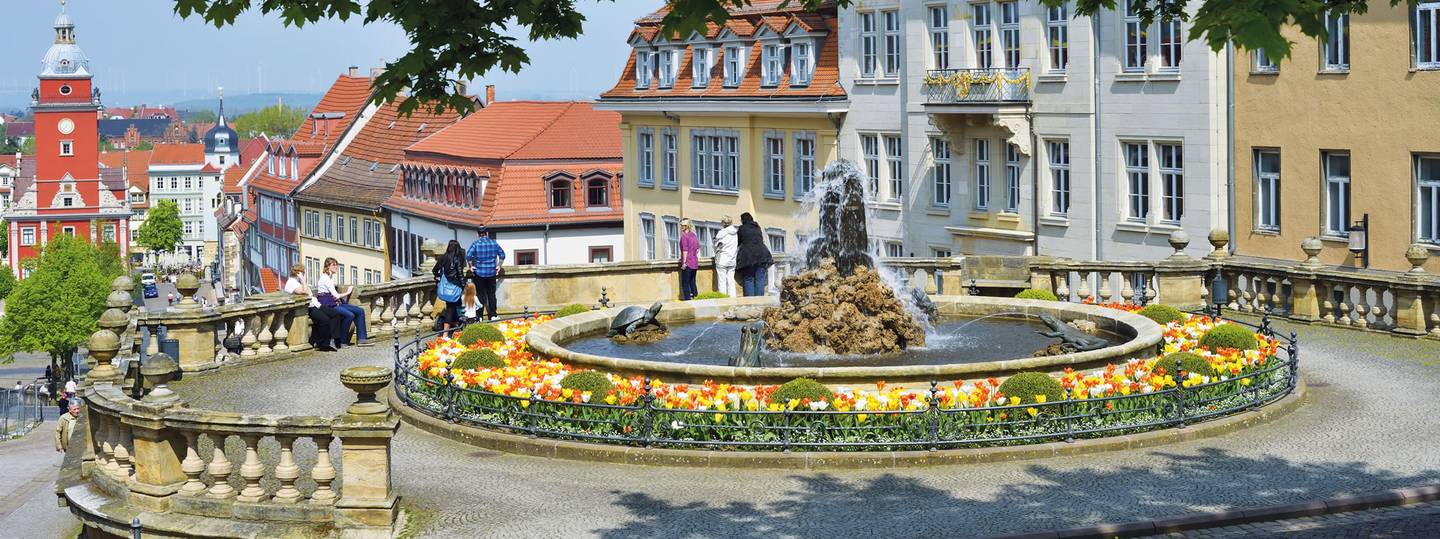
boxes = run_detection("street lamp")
[1347,213,1369,268]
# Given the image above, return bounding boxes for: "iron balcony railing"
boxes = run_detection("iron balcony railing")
[922,68,1032,104]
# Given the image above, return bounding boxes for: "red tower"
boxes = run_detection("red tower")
[5,4,131,278]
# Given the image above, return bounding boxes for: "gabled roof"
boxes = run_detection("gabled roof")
[223,167,246,194]
[237,137,267,165]
[148,143,205,166]
[406,101,618,161]
[246,73,373,197]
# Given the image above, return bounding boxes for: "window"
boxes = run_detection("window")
[661,128,678,188]
[885,241,904,258]
[761,43,783,86]
[931,137,951,208]
[933,248,953,258]
[1000,2,1020,68]
[883,10,901,77]
[516,250,539,265]
[663,217,681,258]
[184,177,193,190]
[549,178,572,208]
[1158,143,1184,223]
[860,12,878,78]
[183,221,195,236]
[1047,4,1069,72]
[635,50,653,88]
[692,47,711,88]
[767,229,786,253]
[587,177,609,207]
[170,178,178,190]
[325,212,334,239]
[795,132,816,196]
[1254,49,1279,72]
[350,216,359,244]
[1323,13,1350,71]
[1415,3,1439,68]
[589,247,613,264]
[1255,150,1281,231]
[641,214,657,260]
[973,4,993,69]
[20,227,35,246]
[351,267,358,286]
[1124,0,1148,72]
[691,130,739,191]
[1005,144,1021,213]
[336,215,345,243]
[60,141,73,156]
[885,135,904,202]
[1419,155,1440,243]
[723,45,744,86]
[61,226,76,236]
[658,49,677,87]
[929,5,949,69]
[861,134,881,199]
[638,129,655,187]
[791,41,813,85]
[695,224,716,257]
[764,132,786,197]
[975,139,991,210]
[1125,142,1150,221]
[61,196,74,207]
[1159,19,1183,69]
[102,224,116,242]
[1048,140,1071,216]
[1323,152,1351,236]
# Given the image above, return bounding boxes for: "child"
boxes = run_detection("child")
[461,281,482,323]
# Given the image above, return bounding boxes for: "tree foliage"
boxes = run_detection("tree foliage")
[0,122,21,154]
[137,199,183,254]
[231,104,308,138]
[133,140,155,151]
[0,236,116,364]
[0,220,8,258]
[187,109,218,124]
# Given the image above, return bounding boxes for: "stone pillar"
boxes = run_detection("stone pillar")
[166,314,218,373]
[1287,273,1323,322]
[96,308,130,382]
[286,304,311,349]
[125,391,186,512]
[1394,246,1432,336]
[334,366,400,537]
[1153,263,1209,311]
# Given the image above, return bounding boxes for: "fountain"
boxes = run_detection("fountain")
[761,160,927,355]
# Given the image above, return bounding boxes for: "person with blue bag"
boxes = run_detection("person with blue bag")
[466,227,506,321]
[433,240,467,334]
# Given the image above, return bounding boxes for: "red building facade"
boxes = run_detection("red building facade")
[5,7,130,277]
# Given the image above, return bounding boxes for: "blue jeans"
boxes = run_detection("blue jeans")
[332,303,368,344]
[740,264,769,297]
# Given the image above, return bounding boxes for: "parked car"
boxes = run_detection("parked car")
[140,273,159,299]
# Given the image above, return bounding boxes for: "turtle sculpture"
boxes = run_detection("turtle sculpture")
[1036,313,1108,352]
[607,302,668,338]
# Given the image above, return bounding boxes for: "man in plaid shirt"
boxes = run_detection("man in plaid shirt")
[466,226,505,320]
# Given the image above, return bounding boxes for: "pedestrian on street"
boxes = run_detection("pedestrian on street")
[678,219,700,300]
[465,227,505,321]
[55,402,80,453]
[713,216,738,297]
[432,240,467,334]
[735,212,773,297]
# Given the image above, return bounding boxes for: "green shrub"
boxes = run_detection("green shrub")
[768,377,834,405]
[694,291,729,300]
[1198,323,1258,351]
[1165,352,1215,378]
[560,371,615,397]
[997,372,1066,404]
[1014,288,1059,301]
[452,349,505,371]
[555,304,591,318]
[1137,304,1185,326]
[0,270,16,300]
[458,323,505,346]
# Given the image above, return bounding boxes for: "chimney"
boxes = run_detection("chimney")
[347,66,360,77]
[485,85,496,106]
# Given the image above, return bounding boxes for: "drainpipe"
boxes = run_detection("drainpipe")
[543,222,551,265]
[1091,15,1103,261]
[1028,104,1040,257]
[1225,42,1237,255]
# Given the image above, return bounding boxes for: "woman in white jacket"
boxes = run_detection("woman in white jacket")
[713,215,739,297]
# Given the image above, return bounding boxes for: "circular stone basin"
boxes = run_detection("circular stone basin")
[527,296,1164,386]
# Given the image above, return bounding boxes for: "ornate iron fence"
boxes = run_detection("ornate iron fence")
[922,68,1032,104]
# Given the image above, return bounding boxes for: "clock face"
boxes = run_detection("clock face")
[57,118,75,135]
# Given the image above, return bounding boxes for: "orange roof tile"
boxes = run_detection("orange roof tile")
[248,73,373,197]
[484,164,624,227]
[345,97,464,165]
[223,167,246,194]
[98,150,152,191]
[408,101,572,160]
[148,143,205,166]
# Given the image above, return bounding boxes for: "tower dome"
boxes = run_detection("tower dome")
[40,1,89,78]
[203,87,241,154]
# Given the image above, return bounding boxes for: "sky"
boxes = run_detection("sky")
[0,0,654,111]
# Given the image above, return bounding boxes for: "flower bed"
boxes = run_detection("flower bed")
[396,309,1295,450]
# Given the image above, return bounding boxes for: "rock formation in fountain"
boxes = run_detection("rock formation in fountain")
[762,160,927,355]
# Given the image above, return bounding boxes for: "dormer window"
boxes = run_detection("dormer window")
[658,48,678,88]
[290,155,299,179]
[635,49,655,88]
[586,177,610,207]
[548,176,573,209]
[723,44,746,87]
[267,153,275,175]
[692,46,712,88]
[790,41,814,86]
[761,43,784,87]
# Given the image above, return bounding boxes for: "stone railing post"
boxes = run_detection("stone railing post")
[1287,238,1326,322]
[333,366,401,536]
[1152,231,1209,310]
[162,312,219,373]
[1393,245,1433,336]
[123,387,186,512]
[108,276,137,364]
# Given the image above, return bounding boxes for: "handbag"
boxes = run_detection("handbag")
[437,274,463,303]
[317,292,339,307]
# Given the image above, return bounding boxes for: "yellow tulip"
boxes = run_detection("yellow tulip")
[1035,394,1047,404]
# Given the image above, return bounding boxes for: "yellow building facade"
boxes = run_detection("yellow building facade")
[296,203,390,286]
[1233,4,1440,272]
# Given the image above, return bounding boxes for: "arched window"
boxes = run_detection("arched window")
[586,177,609,207]
[549,178,572,209]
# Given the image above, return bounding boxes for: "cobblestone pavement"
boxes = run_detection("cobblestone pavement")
[0,421,82,539]
[1144,501,1440,538]
[6,318,1440,538]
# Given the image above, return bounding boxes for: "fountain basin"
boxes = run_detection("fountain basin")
[527,296,1164,386]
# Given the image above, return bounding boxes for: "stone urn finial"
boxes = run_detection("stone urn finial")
[86,329,122,384]
[1405,244,1430,275]
[111,275,135,293]
[97,307,129,335]
[140,352,179,391]
[340,366,393,415]
[1300,237,1324,268]
[106,289,133,312]
[174,273,201,311]
[1167,230,1191,259]
[420,239,444,274]
[1206,229,1229,260]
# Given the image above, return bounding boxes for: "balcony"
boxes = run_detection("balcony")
[922,68,1031,105]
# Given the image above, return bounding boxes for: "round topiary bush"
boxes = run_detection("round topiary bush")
[1137,304,1185,326]
[769,378,834,405]
[560,371,615,397]
[694,291,729,300]
[997,372,1066,404]
[452,349,505,371]
[459,323,506,346]
[555,304,590,318]
[1014,288,1059,301]
[1165,352,1214,378]
[1198,323,1259,351]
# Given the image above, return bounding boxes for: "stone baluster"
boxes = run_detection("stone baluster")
[1352,286,1370,329]
[178,430,207,496]
[95,412,116,478]
[379,293,396,328]
[256,311,275,355]
[146,324,162,357]
[1146,273,1160,304]
[367,294,384,327]
[272,310,290,352]
[1430,292,1440,337]
[1053,271,1070,301]
[1076,271,1093,302]
[241,313,259,357]
[1337,286,1354,326]
[1369,286,1389,330]
[235,435,268,503]
[1120,277,1135,305]
[205,435,235,499]
[407,290,423,327]
[272,436,302,503]
[1318,281,1335,324]
[1223,271,1239,311]
[310,435,337,504]
[112,425,133,480]
[1098,273,1113,303]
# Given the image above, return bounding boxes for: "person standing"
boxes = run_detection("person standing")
[284,264,335,352]
[432,240,467,333]
[713,216,738,297]
[735,213,773,297]
[55,402,80,453]
[317,258,372,348]
[678,220,700,300]
[466,227,506,320]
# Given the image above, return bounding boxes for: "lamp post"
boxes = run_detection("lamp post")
[1347,213,1369,268]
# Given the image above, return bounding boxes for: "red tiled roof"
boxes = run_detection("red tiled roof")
[407,101,618,161]
[223,167,245,194]
[345,98,463,165]
[484,164,624,227]
[248,74,373,197]
[237,137,267,165]
[0,154,19,168]
[6,122,34,137]
[98,150,152,191]
[148,143,205,166]
[259,268,281,294]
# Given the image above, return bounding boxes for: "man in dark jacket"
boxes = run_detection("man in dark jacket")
[734,213,773,296]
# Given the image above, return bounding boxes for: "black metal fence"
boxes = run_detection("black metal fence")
[393,314,1299,452]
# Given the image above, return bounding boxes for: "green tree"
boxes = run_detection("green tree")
[137,199,183,256]
[0,220,8,258]
[0,236,113,367]
[133,140,155,151]
[0,122,20,154]
[0,269,16,301]
[231,104,308,138]
[20,137,34,155]
[187,109,218,124]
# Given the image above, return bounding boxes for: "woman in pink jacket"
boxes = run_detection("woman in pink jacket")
[678,219,700,300]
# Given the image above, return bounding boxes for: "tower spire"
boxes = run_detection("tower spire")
[217,86,227,126]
